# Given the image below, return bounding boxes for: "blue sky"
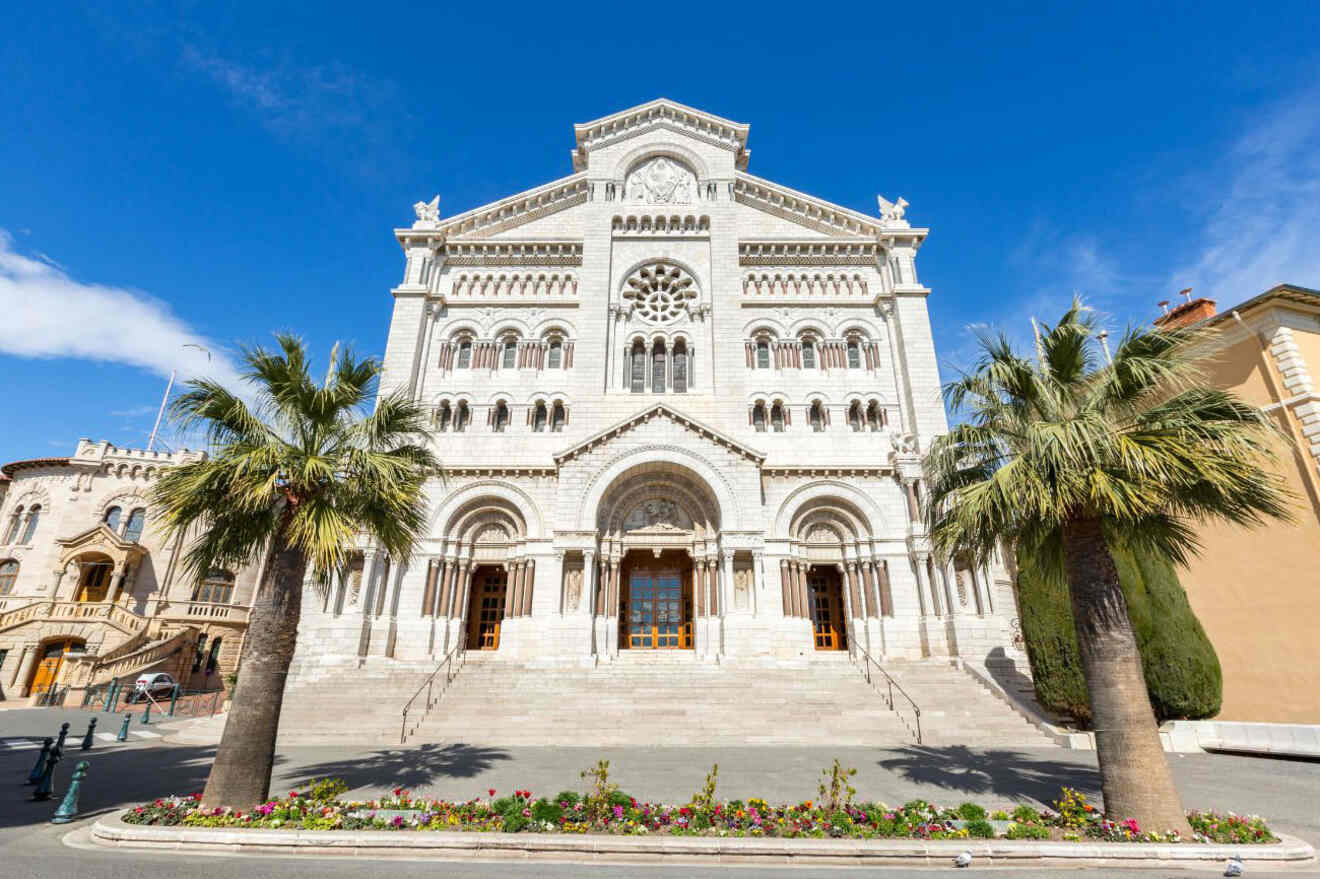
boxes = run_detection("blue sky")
[2,2,1318,463]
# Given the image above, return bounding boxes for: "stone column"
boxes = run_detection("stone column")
[860,561,877,618]
[11,644,35,690]
[796,562,810,619]
[719,552,733,617]
[505,561,521,618]
[846,563,863,622]
[695,559,707,617]
[581,549,596,618]
[912,557,930,616]
[521,559,535,616]
[420,560,437,617]
[904,481,920,523]
[778,559,791,617]
[939,562,959,617]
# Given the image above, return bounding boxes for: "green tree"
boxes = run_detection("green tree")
[924,301,1290,836]
[151,336,437,809]
[1017,540,1222,725]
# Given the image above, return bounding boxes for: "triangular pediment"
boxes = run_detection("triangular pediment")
[553,404,765,466]
[573,99,750,171]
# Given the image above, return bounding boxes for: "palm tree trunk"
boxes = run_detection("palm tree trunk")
[200,529,305,809]
[1062,516,1192,837]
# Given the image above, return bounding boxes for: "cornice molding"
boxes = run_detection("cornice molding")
[573,99,750,171]
[739,240,879,266]
[442,240,582,267]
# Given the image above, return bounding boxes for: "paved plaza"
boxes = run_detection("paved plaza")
[1,707,1318,877]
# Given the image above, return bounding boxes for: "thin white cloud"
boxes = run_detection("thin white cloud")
[109,404,161,418]
[1171,84,1320,302]
[0,229,242,388]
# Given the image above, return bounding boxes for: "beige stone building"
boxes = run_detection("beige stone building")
[0,440,256,704]
[1154,284,1320,722]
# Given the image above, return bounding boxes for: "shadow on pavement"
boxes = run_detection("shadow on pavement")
[288,743,512,793]
[0,744,255,830]
[877,745,1100,804]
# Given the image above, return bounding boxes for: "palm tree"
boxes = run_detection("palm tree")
[151,336,437,809]
[924,301,1290,836]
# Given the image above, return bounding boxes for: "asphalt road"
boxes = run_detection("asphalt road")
[2,706,1318,877]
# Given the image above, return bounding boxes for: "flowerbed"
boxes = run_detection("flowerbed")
[122,770,1276,846]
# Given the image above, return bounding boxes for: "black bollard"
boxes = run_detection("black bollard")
[31,745,60,801]
[53,722,70,756]
[26,738,53,785]
[81,717,97,750]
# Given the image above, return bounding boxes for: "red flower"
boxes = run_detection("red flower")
[489,789,497,797]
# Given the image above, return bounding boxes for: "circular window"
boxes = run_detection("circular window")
[622,263,698,324]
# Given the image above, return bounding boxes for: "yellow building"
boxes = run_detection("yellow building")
[1155,284,1320,722]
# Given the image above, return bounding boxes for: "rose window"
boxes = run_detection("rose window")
[622,263,698,323]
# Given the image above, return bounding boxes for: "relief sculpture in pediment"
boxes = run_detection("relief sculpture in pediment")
[625,157,696,205]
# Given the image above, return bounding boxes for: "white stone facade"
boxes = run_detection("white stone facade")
[291,100,1019,679]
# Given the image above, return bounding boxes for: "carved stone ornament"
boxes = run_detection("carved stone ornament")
[889,432,920,456]
[622,499,691,531]
[412,195,441,228]
[625,157,696,205]
[877,194,909,224]
[622,263,698,324]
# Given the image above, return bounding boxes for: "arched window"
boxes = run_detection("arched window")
[547,339,563,369]
[770,401,786,432]
[501,338,517,369]
[19,506,41,544]
[752,402,767,432]
[756,339,771,369]
[456,340,472,369]
[846,339,861,369]
[0,560,17,595]
[121,508,146,543]
[672,339,688,393]
[532,402,548,432]
[630,340,645,393]
[809,401,826,432]
[493,401,510,432]
[550,402,566,432]
[848,401,863,432]
[1,507,21,545]
[652,340,667,393]
[454,401,470,432]
[103,506,123,532]
[801,338,817,369]
[867,401,883,432]
[192,569,235,604]
[436,401,452,432]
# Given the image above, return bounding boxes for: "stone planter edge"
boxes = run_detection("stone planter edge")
[88,813,1316,865]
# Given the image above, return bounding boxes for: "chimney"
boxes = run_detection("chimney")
[1155,288,1217,329]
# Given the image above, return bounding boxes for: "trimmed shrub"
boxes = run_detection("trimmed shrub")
[555,790,580,807]
[966,819,995,838]
[1006,822,1051,840]
[957,802,987,821]
[1016,540,1222,726]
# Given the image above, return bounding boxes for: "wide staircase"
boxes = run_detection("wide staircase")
[401,652,1056,749]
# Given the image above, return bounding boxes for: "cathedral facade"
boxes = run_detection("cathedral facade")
[293,100,1018,676]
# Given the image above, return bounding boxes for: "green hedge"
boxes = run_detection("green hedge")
[1017,541,1222,726]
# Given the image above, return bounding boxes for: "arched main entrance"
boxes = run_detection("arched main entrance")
[27,637,86,697]
[73,554,114,602]
[620,549,692,649]
[591,460,726,656]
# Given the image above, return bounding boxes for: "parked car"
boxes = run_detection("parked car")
[127,672,176,703]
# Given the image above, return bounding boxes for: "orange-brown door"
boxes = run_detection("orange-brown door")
[808,568,847,651]
[466,568,507,650]
[28,639,79,695]
[622,566,692,649]
[77,563,112,602]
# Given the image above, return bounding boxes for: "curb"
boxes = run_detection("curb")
[89,813,1316,866]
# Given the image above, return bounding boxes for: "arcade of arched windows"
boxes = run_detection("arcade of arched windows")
[432,398,570,434]
[749,398,892,434]
[744,329,883,371]
[434,329,574,372]
[623,334,694,394]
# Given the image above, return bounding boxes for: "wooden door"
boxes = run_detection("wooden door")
[466,568,507,650]
[623,567,691,649]
[29,640,76,695]
[808,569,847,651]
[77,563,111,602]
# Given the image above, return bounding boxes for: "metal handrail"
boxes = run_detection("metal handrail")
[400,632,467,744]
[852,645,922,744]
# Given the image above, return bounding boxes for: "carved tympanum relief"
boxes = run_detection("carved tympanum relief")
[622,263,699,324]
[625,157,696,205]
[622,499,692,532]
